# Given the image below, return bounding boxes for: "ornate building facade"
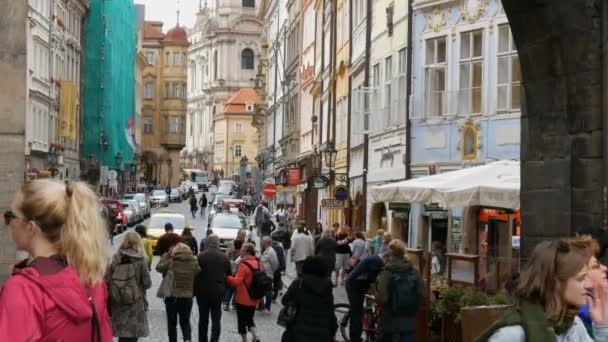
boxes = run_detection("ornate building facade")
[186,0,263,178]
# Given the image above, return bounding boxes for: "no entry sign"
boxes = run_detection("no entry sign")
[263,183,277,198]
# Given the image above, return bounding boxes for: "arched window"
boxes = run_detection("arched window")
[241,48,254,70]
[462,124,477,160]
[213,50,218,80]
[242,0,255,8]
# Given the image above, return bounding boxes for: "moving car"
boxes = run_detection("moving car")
[208,194,235,221]
[208,212,247,252]
[150,189,169,207]
[170,188,183,203]
[147,211,186,253]
[124,193,150,218]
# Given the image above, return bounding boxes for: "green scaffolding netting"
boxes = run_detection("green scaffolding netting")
[82,0,136,170]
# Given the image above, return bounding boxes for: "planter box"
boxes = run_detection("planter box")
[441,315,462,342]
[460,305,512,342]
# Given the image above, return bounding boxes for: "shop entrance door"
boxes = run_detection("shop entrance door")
[480,219,511,293]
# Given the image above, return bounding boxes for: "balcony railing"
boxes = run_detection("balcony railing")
[161,132,185,148]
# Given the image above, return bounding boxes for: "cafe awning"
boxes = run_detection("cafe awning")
[370,160,520,209]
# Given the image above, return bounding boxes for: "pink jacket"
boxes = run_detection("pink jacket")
[0,257,112,342]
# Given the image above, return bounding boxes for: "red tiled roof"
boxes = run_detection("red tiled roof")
[144,21,164,40]
[223,88,258,114]
[163,25,188,42]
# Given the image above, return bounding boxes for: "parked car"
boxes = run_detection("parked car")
[129,199,143,222]
[208,213,247,252]
[170,188,183,203]
[124,193,150,218]
[147,211,186,253]
[119,200,139,226]
[208,184,218,194]
[150,189,169,207]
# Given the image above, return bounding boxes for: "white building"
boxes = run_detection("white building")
[365,0,409,238]
[186,0,263,174]
[26,0,88,180]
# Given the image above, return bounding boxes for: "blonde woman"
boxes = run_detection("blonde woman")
[106,231,151,342]
[0,180,112,341]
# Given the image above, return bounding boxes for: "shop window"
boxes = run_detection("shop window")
[463,124,477,160]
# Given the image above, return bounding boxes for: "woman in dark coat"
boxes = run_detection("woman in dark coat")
[281,256,337,342]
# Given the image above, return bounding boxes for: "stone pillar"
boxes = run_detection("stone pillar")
[503,0,604,259]
[0,1,27,284]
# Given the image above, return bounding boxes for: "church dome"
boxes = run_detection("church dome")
[164,25,188,42]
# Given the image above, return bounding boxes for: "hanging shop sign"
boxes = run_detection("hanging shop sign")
[308,175,330,189]
[322,199,348,209]
[424,203,448,220]
[451,217,462,247]
[287,167,301,186]
[334,185,349,200]
[389,202,411,211]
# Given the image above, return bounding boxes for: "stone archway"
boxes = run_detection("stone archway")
[502,0,605,258]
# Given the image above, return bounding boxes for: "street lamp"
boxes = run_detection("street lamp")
[323,141,337,169]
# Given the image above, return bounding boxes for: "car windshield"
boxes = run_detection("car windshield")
[149,215,186,230]
[171,189,179,195]
[124,194,135,199]
[133,194,146,202]
[211,214,245,229]
[153,190,166,196]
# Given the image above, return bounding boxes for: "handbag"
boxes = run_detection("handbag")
[277,279,302,327]
[156,269,174,298]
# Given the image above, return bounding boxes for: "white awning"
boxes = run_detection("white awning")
[370,160,520,209]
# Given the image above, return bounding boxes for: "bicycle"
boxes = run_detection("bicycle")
[334,294,381,342]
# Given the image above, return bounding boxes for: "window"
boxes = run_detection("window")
[165,52,170,66]
[145,51,155,64]
[234,145,242,157]
[144,82,154,99]
[241,49,254,70]
[173,52,181,65]
[372,63,380,130]
[143,117,153,134]
[384,56,392,127]
[463,125,477,160]
[235,123,243,134]
[497,24,521,112]
[425,37,447,117]
[213,51,218,80]
[174,83,183,98]
[397,48,407,124]
[242,0,255,8]
[459,30,483,115]
[167,116,181,133]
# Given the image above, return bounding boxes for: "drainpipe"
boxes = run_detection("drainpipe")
[603,0,608,233]
[405,0,413,180]
[346,0,353,227]
[361,0,372,231]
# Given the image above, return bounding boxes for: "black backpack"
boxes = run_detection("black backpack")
[387,265,421,316]
[272,243,286,272]
[242,260,273,300]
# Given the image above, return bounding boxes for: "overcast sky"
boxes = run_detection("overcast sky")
[135,0,199,31]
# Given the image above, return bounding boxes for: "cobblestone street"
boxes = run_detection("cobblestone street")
[109,197,348,342]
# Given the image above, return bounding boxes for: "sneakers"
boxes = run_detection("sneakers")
[223,304,230,311]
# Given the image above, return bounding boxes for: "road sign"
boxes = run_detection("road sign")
[334,185,349,200]
[263,183,277,198]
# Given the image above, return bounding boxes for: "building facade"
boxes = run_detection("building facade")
[140,21,189,187]
[26,0,88,181]
[186,0,263,180]
[213,88,259,177]
[365,0,410,238]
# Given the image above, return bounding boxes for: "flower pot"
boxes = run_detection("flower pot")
[460,305,512,342]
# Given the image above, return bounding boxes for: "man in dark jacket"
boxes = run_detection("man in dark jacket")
[194,234,231,342]
[260,216,276,237]
[156,223,181,256]
[281,256,337,342]
[315,229,338,280]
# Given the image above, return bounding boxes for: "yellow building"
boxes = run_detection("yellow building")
[140,21,189,187]
[213,88,259,178]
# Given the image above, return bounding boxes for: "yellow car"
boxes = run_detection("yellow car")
[147,212,186,252]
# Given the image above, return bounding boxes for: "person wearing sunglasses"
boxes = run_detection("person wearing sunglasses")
[568,235,608,337]
[0,180,112,341]
[478,239,608,341]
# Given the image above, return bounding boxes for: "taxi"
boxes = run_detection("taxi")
[147,211,186,252]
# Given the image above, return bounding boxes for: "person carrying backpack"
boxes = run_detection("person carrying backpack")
[105,231,152,341]
[227,243,269,342]
[271,239,286,301]
[375,240,423,342]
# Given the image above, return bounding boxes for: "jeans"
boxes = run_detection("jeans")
[224,287,235,306]
[165,297,193,342]
[273,270,282,300]
[346,283,365,342]
[380,332,414,342]
[197,297,223,342]
[264,288,273,310]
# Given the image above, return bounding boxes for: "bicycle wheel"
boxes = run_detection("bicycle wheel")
[334,303,351,342]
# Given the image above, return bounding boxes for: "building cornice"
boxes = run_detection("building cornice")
[412,0,456,11]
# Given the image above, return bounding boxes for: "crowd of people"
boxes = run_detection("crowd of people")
[6,179,608,342]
